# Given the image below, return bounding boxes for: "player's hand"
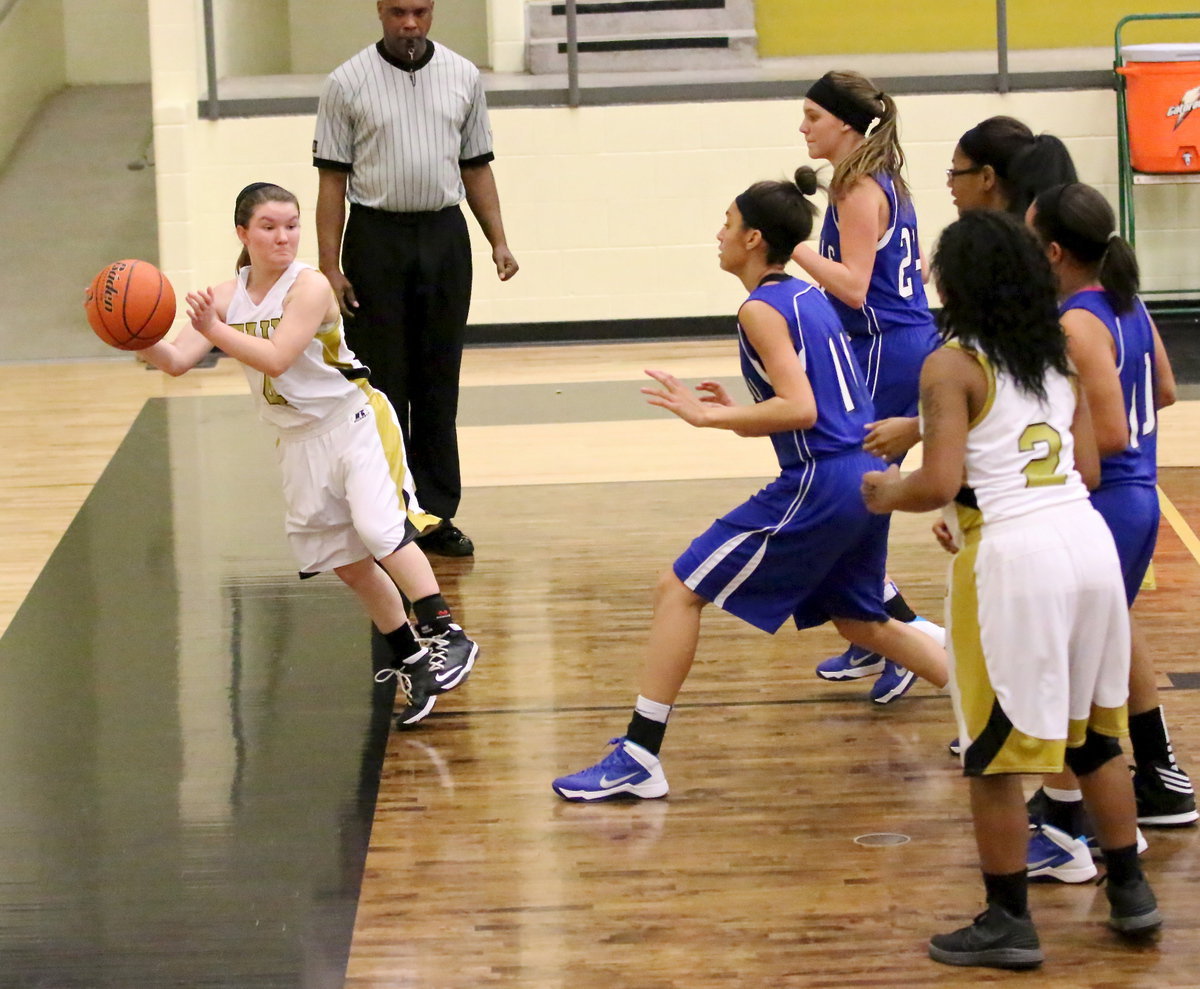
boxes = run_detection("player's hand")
[324,268,359,318]
[861,463,902,514]
[186,288,218,336]
[864,416,921,461]
[696,380,736,407]
[493,245,519,281]
[642,369,711,427]
[932,518,960,554]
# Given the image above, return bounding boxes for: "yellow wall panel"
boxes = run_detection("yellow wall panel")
[755,1,996,57]
[756,0,1200,57]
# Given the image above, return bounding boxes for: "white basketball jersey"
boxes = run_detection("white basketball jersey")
[225,261,368,433]
[950,345,1089,533]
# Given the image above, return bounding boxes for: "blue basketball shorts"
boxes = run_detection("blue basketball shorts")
[673,450,890,633]
[849,322,940,420]
[1090,482,1159,606]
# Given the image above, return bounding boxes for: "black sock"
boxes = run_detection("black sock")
[384,623,424,664]
[1102,843,1143,886]
[626,712,667,755]
[413,593,453,636]
[884,590,918,624]
[1036,793,1091,837]
[1129,706,1177,769]
[983,870,1029,917]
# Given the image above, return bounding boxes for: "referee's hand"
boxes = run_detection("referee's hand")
[493,245,519,281]
[326,269,360,317]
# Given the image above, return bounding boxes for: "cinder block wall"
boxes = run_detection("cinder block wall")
[148,0,1200,338]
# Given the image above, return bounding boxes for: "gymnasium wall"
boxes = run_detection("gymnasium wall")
[755,0,1200,57]
[149,0,1200,334]
[209,0,489,78]
[0,0,65,168]
[61,0,151,84]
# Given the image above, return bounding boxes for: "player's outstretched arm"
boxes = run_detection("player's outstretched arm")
[140,322,221,376]
[190,270,330,378]
[642,302,815,436]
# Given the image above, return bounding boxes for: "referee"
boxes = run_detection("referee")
[314,0,518,557]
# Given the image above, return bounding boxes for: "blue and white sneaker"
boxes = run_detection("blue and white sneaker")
[1086,828,1150,860]
[1027,823,1098,883]
[816,644,885,680]
[870,660,917,704]
[552,737,669,802]
[869,616,944,704]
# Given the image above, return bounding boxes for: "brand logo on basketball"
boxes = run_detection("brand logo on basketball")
[1166,83,1200,130]
[101,260,129,313]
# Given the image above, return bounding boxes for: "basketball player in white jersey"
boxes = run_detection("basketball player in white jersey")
[139,182,477,729]
[863,211,1160,969]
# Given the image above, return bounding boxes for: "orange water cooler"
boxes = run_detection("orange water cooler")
[1117,43,1200,173]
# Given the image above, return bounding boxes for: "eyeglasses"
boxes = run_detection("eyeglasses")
[946,165,984,179]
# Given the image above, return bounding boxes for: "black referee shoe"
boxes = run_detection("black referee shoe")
[416,521,474,557]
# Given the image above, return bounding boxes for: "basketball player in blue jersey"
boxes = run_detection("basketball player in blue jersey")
[139,182,477,730]
[946,116,1077,220]
[1018,183,1196,879]
[790,70,943,702]
[869,116,1080,470]
[864,211,1160,969]
[550,169,948,802]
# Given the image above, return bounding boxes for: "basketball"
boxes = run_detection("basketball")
[84,259,176,351]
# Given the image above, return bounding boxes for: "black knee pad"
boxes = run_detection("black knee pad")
[1064,729,1123,778]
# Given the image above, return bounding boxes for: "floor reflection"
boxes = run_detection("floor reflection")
[0,400,388,988]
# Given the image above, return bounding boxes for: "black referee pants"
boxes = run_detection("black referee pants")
[342,203,473,520]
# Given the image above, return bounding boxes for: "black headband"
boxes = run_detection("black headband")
[805,73,879,135]
[234,181,276,221]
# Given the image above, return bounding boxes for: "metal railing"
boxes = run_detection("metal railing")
[195,0,1043,118]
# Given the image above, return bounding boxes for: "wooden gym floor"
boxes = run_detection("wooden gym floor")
[2,339,1200,987]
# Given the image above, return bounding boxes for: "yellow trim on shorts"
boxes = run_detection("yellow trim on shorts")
[365,388,441,533]
[951,538,1125,775]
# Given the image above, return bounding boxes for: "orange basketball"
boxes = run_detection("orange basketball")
[84,259,176,351]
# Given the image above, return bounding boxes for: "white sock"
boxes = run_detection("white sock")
[635,695,672,724]
[1044,786,1083,804]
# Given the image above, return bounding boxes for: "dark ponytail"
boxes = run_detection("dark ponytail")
[734,166,822,264]
[1031,183,1139,313]
[1007,134,1078,217]
[956,117,1077,216]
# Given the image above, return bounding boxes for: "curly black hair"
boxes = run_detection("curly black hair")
[932,210,1069,401]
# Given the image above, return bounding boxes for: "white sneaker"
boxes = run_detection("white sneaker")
[1027,823,1098,883]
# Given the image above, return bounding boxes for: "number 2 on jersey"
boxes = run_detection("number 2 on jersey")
[1019,422,1067,487]
[896,228,915,299]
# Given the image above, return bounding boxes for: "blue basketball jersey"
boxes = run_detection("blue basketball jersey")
[818,173,937,340]
[1060,288,1158,487]
[740,276,875,469]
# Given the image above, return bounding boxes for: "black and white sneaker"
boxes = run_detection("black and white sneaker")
[928,903,1043,970]
[375,648,437,728]
[420,624,478,693]
[1134,762,1199,826]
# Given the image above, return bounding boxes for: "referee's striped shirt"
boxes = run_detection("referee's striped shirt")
[313,41,494,213]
